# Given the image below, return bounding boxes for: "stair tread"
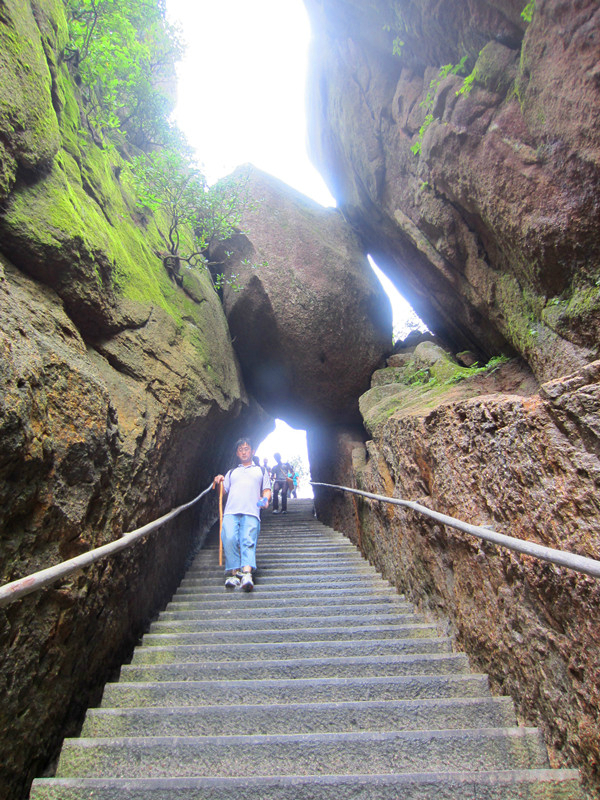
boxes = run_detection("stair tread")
[55,727,551,778]
[123,652,473,680]
[102,674,493,705]
[38,502,582,798]
[81,697,518,736]
[30,768,584,800]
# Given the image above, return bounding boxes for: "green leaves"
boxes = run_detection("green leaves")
[65,0,258,297]
[129,151,255,293]
[456,71,476,97]
[410,113,433,155]
[411,56,469,156]
[521,1,535,23]
[129,148,207,255]
[65,0,183,146]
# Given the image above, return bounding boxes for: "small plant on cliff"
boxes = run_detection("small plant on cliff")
[411,57,468,155]
[128,149,253,291]
[382,13,407,59]
[456,70,476,97]
[443,354,511,385]
[407,367,437,387]
[521,1,535,22]
[410,114,434,155]
[63,0,183,147]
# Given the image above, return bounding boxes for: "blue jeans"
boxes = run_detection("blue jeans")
[221,513,260,572]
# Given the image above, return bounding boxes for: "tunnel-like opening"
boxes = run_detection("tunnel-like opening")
[255,419,313,499]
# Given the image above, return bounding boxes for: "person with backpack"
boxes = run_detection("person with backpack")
[213,437,271,591]
[271,452,291,514]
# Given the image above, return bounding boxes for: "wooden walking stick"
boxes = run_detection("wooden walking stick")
[218,480,224,567]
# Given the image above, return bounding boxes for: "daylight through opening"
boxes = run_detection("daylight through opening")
[255,420,313,499]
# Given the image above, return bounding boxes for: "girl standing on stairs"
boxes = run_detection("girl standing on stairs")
[213,437,272,592]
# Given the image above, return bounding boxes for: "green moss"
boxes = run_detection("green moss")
[495,273,549,360]
[361,349,511,436]
[360,380,460,435]
[371,367,406,387]
[466,41,517,97]
[543,284,600,333]
[0,0,241,398]
[0,0,61,182]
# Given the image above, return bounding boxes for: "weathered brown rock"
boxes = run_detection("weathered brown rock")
[0,5,270,798]
[210,165,392,427]
[0,247,267,799]
[314,358,600,794]
[305,1,600,792]
[305,0,600,382]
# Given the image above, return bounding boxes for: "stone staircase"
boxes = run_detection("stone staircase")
[30,498,583,799]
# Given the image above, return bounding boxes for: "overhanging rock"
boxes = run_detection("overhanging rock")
[211,165,392,428]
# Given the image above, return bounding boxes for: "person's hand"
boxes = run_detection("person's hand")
[257,496,269,508]
[213,474,224,489]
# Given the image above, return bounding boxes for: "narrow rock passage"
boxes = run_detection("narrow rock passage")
[30,499,582,799]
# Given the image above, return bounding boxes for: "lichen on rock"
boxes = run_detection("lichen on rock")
[0,4,263,799]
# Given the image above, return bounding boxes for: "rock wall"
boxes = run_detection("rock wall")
[314,348,600,794]
[305,0,600,382]
[0,3,266,798]
[305,0,600,792]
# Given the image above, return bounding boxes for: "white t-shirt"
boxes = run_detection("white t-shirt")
[223,464,271,519]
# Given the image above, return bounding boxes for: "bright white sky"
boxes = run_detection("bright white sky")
[165,0,425,492]
[166,0,334,205]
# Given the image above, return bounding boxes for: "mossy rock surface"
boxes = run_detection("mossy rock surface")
[360,346,528,436]
[0,0,63,197]
[370,366,406,387]
[471,40,518,96]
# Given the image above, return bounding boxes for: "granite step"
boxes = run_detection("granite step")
[30,500,582,799]
[29,769,584,800]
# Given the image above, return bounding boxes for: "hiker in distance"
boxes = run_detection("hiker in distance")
[213,437,271,592]
[271,451,292,514]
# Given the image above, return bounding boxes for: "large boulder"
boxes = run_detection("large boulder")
[305,0,600,382]
[211,165,392,428]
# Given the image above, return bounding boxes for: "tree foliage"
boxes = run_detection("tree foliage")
[64,0,183,146]
[128,150,254,291]
[287,455,311,488]
[64,0,260,296]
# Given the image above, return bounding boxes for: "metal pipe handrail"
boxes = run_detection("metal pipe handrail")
[311,481,600,579]
[0,484,214,609]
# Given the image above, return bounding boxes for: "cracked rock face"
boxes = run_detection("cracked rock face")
[0,252,260,800]
[316,356,600,794]
[212,166,392,428]
[305,0,600,382]
[0,4,269,796]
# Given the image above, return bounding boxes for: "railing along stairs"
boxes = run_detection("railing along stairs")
[1,481,594,799]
